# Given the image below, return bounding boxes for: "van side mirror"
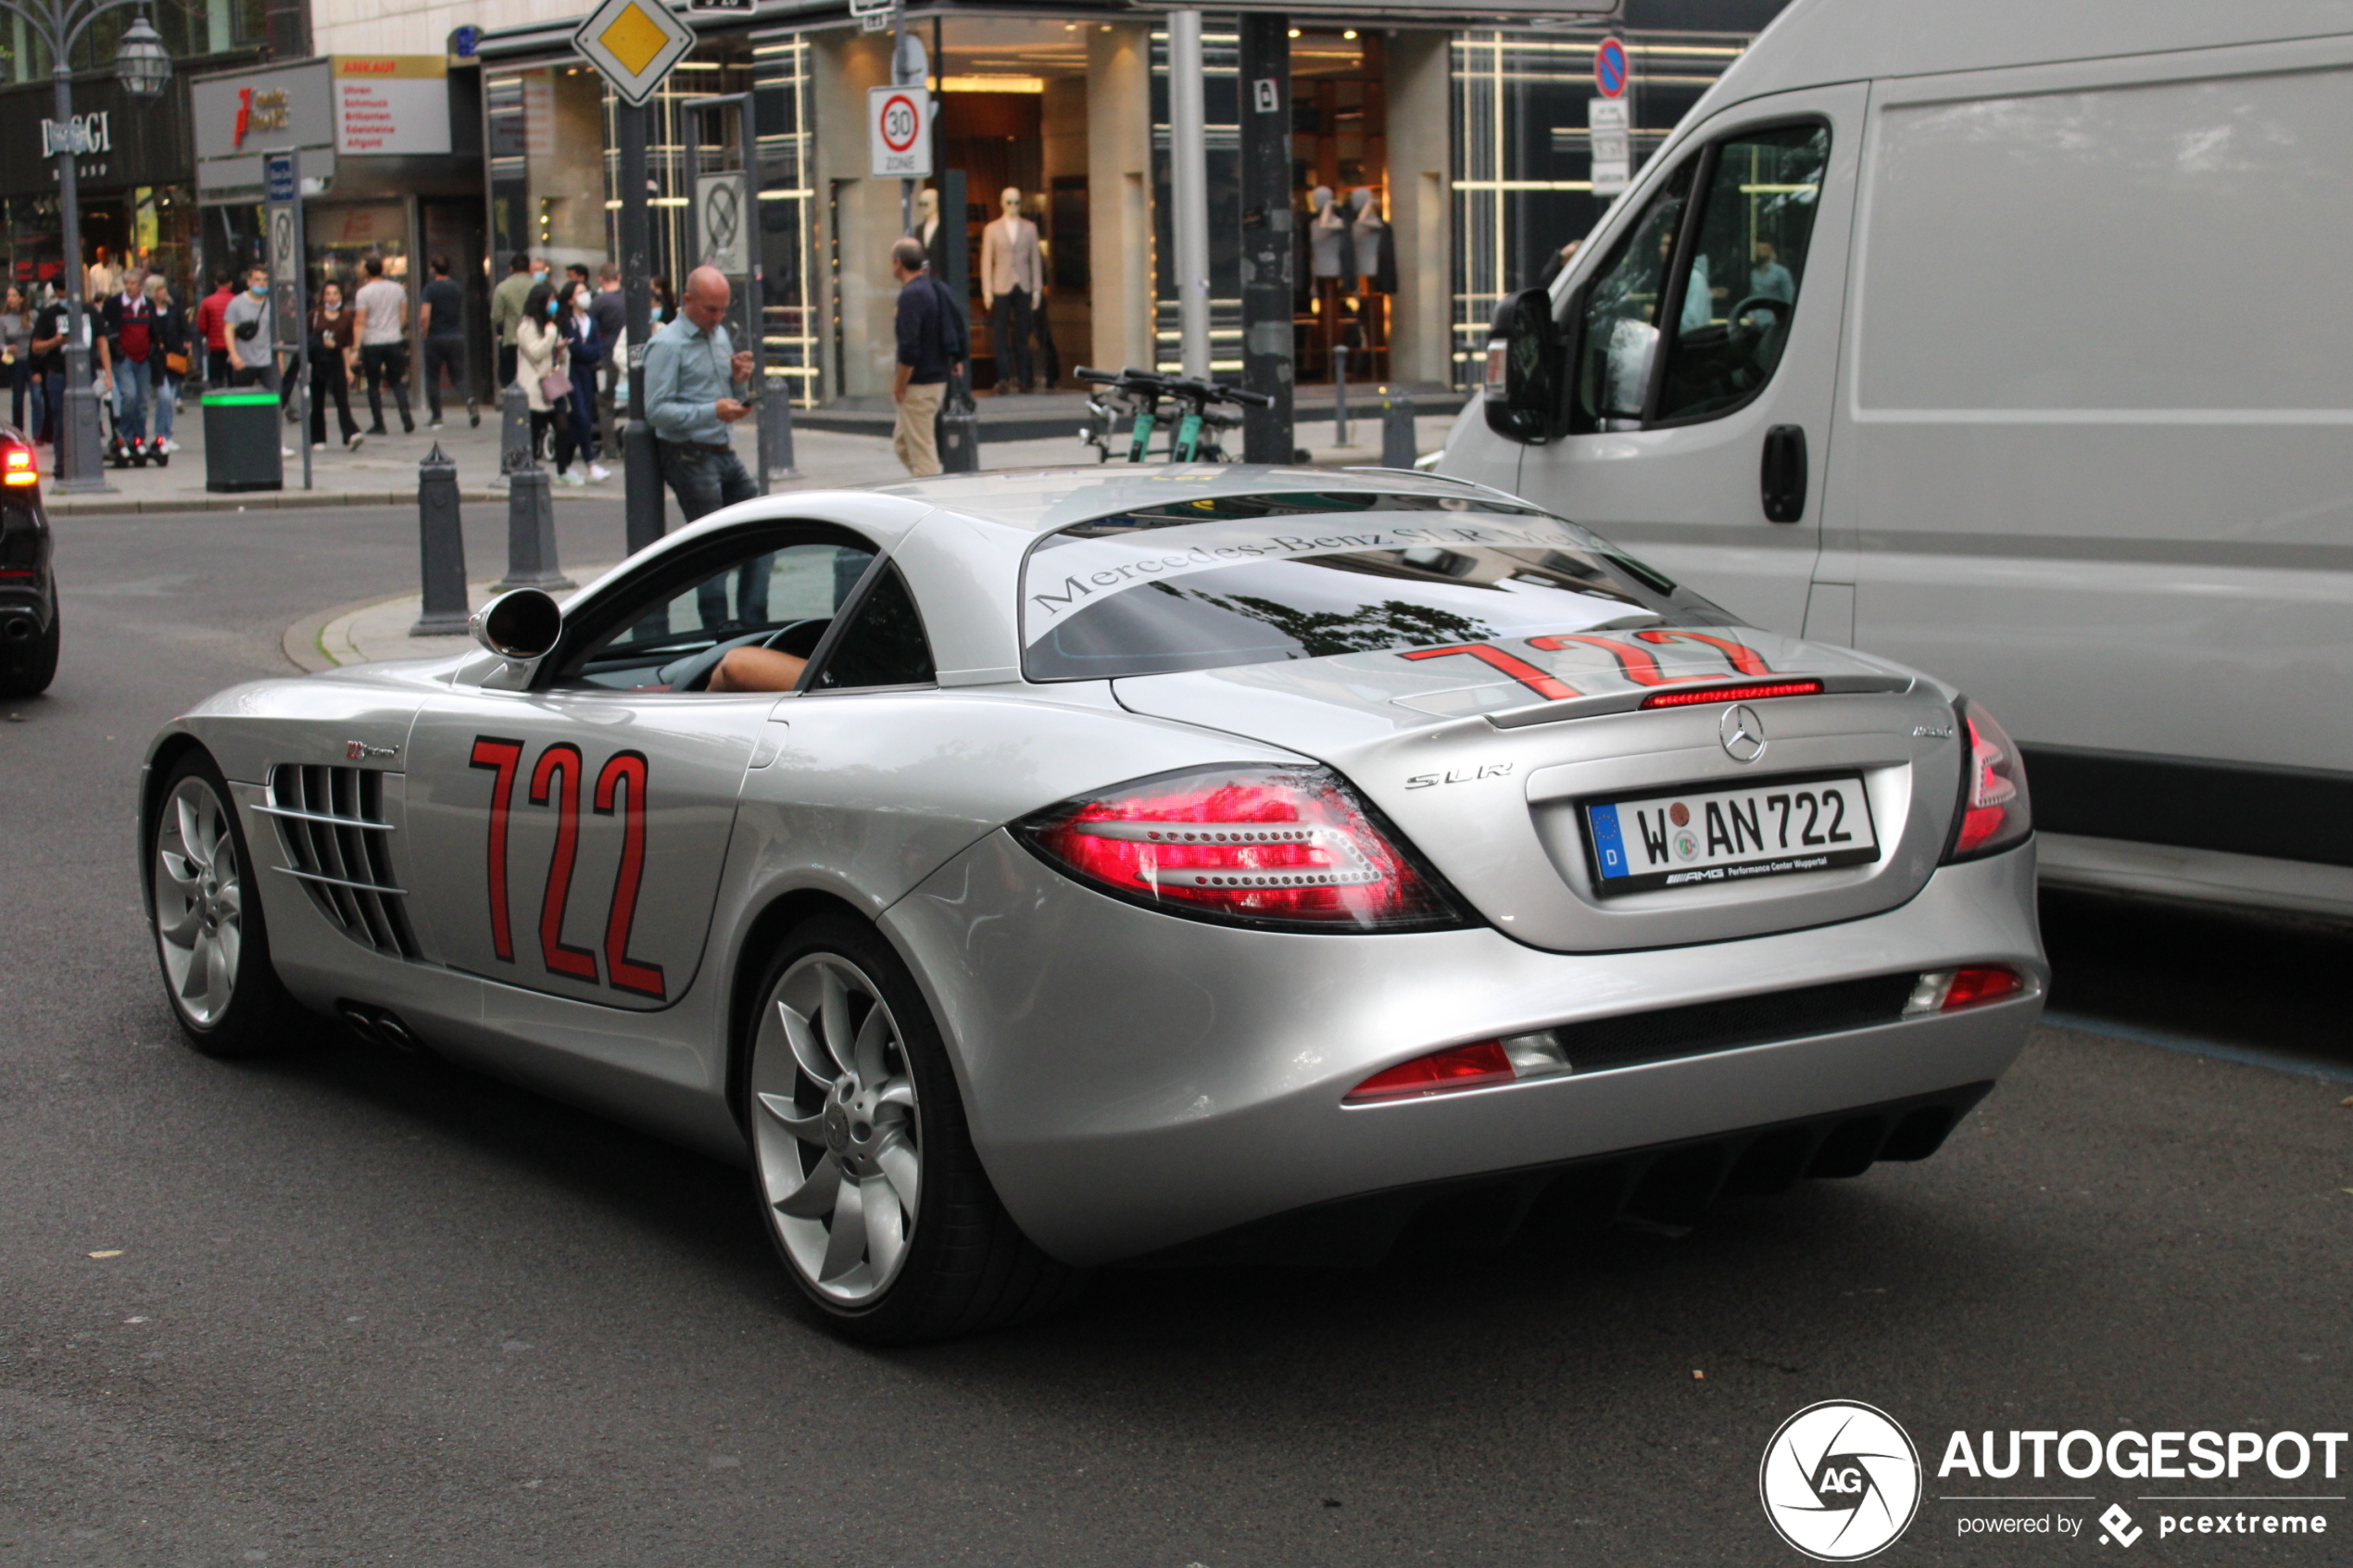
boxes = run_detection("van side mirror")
[471,588,563,662]
[1480,287,1567,445]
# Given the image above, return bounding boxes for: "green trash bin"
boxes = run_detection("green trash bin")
[203,389,283,493]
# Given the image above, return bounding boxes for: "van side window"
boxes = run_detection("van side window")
[1655,124,1829,422]
[1572,163,1694,425]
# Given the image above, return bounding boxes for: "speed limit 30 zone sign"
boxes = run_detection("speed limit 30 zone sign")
[869,86,931,178]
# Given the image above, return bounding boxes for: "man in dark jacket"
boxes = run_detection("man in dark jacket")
[888,238,965,477]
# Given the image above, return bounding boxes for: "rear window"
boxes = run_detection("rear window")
[1020,492,1729,682]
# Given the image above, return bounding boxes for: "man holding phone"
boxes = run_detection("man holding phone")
[643,265,761,626]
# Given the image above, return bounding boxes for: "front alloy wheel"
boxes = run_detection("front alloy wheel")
[149,751,302,1056]
[745,915,1078,1342]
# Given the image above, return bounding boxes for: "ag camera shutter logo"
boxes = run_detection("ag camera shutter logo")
[1760,1400,1923,1561]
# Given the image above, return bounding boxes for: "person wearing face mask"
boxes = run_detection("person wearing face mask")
[224,267,276,388]
[559,282,610,482]
[490,252,535,390]
[308,278,364,451]
[514,281,582,484]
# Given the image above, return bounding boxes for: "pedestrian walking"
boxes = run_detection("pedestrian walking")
[196,272,233,387]
[417,255,475,429]
[354,256,413,435]
[559,280,610,481]
[514,282,582,485]
[589,262,624,456]
[643,266,761,625]
[144,274,187,455]
[28,284,66,445]
[490,252,536,391]
[0,286,30,433]
[95,265,160,464]
[225,268,275,388]
[308,279,364,451]
[888,237,965,477]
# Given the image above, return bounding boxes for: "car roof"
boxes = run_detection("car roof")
[855,463,1522,535]
[1705,0,2351,110]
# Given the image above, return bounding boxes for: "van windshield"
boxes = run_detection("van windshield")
[1020,495,1730,682]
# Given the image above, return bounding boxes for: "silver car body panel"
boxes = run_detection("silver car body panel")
[143,468,2042,1267]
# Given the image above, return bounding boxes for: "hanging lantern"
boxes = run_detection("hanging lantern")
[116,15,171,101]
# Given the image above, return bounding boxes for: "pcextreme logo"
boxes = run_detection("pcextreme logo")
[1760,1400,1924,1561]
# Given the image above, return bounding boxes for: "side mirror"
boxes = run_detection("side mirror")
[471,588,562,662]
[1480,286,1567,445]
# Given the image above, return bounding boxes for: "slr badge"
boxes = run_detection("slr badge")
[346,741,398,760]
[1719,704,1765,763]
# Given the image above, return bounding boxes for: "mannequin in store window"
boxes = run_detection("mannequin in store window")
[1308,186,1354,374]
[980,186,1042,395]
[913,187,950,281]
[1348,187,1394,381]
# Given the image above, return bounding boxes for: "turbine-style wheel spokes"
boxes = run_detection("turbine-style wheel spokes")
[154,778,243,1027]
[749,954,922,1303]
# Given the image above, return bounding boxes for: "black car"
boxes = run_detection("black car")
[0,424,57,696]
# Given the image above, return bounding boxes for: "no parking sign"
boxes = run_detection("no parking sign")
[869,86,931,178]
[1594,36,1629,98]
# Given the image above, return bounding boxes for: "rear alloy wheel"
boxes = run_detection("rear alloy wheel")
[150,751,303,1056]
[746,915,1078,1342]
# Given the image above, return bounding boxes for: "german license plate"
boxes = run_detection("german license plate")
[1583,773,1880,896]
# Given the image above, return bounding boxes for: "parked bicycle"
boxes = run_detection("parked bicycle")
[1076,366,1271,463]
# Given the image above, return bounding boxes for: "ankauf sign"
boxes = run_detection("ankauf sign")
[192,56,451,198]
[333,56,450,156]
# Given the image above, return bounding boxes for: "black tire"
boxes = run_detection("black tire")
[0,590,57,696]
[744,912,1081,1344]
[148,748,307,1058]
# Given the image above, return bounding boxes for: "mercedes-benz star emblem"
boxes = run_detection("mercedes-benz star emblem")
[1720,703,1766,762]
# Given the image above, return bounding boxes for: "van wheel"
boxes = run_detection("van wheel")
[745,913,1081,1343]
[150,749,305,1057]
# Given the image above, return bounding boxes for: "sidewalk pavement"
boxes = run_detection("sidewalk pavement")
[249,408,1456,672]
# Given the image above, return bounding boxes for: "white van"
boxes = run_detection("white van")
[1442,0,2353,922]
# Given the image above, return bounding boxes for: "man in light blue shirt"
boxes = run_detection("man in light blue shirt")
[643,265,761,626]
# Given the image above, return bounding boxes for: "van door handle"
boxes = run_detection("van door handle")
[1761,424,1807,523]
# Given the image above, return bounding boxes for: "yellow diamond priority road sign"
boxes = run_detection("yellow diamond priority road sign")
[573,0,696,107]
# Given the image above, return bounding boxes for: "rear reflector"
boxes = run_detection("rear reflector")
[1904,965,2025,1016]
[1345,1031,1570,1104]
[1640,680,1823,709]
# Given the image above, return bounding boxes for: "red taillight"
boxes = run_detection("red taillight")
[1945,701,2031,859]
[2,439,35,485]
[1639,679,1822,709]
[1905,965,2026,1015]
[1015,764,1465,931]
[1346,1040,1514,1103]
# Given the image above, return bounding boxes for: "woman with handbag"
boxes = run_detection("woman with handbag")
[308,278,365,451]
[145,275,190,455]
[514,282,581,485]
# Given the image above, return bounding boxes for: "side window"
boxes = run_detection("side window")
[810,562,936,690]
[1572,163,1694,425]
[562,540,875,690]
[1655,124,1829,422]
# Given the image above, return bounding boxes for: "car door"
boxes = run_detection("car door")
[401,530,878,1009]
[1514,83,1866,636]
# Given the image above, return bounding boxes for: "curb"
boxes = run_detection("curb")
[52,486,623,517]
[283,588,409,674]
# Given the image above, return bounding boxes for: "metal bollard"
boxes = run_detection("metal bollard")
[495,467,574,592]
[758,370,800,489]
[1379,389,1418,470]
[498,382,533,477]
[1332,344,1353,446]
[409,443,471,635]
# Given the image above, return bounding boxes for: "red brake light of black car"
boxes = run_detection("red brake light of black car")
[1014,764,1467,932]
[1640,679,1822,709]
[1943,700,2032,860]
[1,435,36,486]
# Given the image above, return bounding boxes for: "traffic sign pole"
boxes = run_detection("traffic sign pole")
[265,148,310,492]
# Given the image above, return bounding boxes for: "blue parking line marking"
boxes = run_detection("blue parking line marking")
[2041,1010,2353,1085]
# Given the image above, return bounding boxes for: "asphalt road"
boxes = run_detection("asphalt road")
[4,503,2347,1567]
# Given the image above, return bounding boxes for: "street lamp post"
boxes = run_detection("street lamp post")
[2,1,173,491]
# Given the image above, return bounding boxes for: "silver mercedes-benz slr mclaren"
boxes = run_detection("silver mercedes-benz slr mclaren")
[141,466,2043,1341]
